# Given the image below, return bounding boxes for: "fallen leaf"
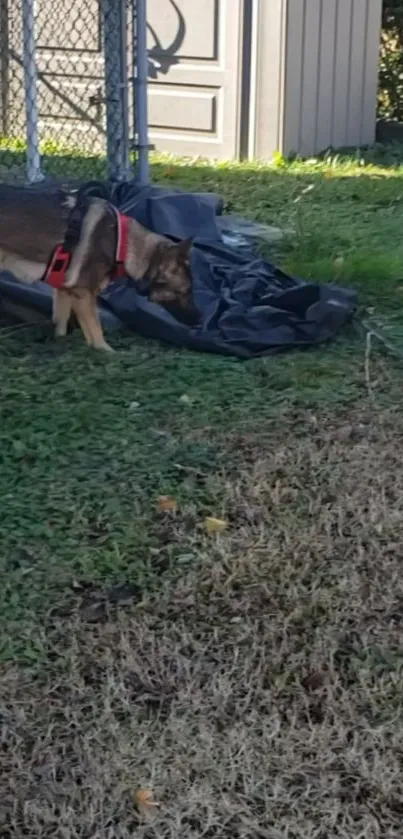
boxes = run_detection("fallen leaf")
[157,495,177,513]
[134,789,160,809]
[333,424,353,442]
[205,516,228,534]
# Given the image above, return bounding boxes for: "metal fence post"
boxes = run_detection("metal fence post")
[21,0,43,182]
[101,0,129,181]
[132,0,149,185]
[0,0,10,136]
[119,0,130,177]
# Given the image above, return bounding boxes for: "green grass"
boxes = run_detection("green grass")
[1,145,403,660]
[2,145,403,837]
[0,332,370,662]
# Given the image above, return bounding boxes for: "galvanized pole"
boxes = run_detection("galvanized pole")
[102,0,129,181]
[118,0,130,177]
[133,0,149,185]
[0,0,10,136]
[21,0,43,182]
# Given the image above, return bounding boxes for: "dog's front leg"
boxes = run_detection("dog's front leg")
[72,289,114,352]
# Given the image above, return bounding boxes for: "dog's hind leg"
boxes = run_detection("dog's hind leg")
[72,290,114,352]
[52,289,73,337]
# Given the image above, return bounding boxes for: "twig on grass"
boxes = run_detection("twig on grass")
[0,319,47,337]
[358,317,403,363]
[364,329,373,398]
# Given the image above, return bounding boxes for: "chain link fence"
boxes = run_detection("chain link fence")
[0,0,148,184]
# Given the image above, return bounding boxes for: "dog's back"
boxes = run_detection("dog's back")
[0,182,199,344]
[0,184,73,263]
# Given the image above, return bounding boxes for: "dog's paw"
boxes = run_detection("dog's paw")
[94,341,115,353]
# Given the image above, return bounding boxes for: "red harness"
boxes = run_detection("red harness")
[112,207,130,278]
[43,207,130,289]
[44,246,71,290]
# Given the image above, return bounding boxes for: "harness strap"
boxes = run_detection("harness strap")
[43,201,130,288]
[111,206,130,278]
[43,245,72,289]
[43,194,85,289]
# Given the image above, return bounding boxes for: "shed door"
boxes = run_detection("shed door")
[147,0,244,160]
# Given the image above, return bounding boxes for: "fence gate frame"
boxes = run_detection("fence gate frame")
[18,0,149,184]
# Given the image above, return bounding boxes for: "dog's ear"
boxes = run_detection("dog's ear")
[174,237,193,262]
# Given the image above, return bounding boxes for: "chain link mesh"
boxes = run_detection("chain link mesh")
[0,0,133,184]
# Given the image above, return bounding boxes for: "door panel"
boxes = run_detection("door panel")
[147,0,244,159]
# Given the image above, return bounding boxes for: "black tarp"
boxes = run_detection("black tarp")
[0,180,356,357]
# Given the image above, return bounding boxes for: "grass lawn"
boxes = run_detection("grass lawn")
[2,147,403,838]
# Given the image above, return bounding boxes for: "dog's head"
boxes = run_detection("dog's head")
[143,237,200,326]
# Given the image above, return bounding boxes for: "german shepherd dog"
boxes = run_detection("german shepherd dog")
[0,183,199,351]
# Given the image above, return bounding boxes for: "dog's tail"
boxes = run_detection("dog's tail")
[63,198,108,289]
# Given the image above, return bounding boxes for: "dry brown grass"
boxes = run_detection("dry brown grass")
[2,396,403,838]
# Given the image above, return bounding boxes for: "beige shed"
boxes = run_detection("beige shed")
[1,0,383,162]
[252,0,383,159]
[146,0,383,160]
